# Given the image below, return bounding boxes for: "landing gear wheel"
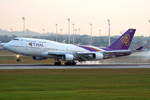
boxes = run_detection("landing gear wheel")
[16,55,20,62]
[72,61,76,65]
[64,62,70,65]
[54,61,61,65]
[16,58,20,62]
[65,61,76,66]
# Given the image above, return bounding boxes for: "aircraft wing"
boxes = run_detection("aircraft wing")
[47,46,143,61]
[47,50,132,61]
[47,51,99,61]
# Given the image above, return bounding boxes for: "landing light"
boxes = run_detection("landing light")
[16,55,20,58]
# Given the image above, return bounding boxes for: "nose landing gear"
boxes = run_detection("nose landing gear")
[16,55,21,62]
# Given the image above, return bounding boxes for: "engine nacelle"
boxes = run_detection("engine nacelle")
[93,52,104,60]
[32,56,47,60]
[63,54,74,61]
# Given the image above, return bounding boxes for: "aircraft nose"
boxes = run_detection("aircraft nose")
[3,43,10,49]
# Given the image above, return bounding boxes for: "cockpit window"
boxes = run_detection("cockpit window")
[13,39,19,40]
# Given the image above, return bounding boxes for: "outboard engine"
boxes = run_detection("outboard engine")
[93,52,104,60]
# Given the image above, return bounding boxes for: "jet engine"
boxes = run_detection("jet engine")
[63,54,74,61]
[93,52,104,60]
[32,56,47,60]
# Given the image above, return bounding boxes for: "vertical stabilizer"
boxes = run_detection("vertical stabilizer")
[107,29,136,50]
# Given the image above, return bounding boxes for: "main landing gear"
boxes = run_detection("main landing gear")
[16,55,21,62]
[54,60,76,66]
[54,59,62,65]
[54,61,61,65]
[64,61,76,66]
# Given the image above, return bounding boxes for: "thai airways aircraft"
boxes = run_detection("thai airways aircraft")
[2,29,140,65]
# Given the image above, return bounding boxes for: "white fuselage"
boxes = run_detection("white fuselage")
[4,37,93,57]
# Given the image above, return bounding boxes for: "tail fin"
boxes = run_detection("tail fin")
[107,29,136,50]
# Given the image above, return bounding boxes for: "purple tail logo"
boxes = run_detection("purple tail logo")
[120,34,130,46]
[104,29,136,50]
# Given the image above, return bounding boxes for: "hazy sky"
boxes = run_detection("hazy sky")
[0,0,150,36]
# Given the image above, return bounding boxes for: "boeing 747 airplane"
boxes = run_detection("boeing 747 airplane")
[2,29,141,65]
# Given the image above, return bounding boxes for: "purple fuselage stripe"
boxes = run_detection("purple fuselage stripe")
[79,45,100,52]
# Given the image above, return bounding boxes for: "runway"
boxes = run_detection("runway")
[0,64,150,69]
